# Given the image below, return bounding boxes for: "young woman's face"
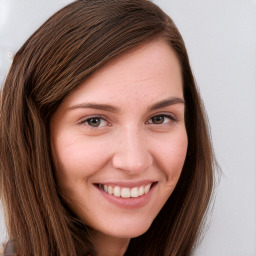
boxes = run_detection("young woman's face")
[50,38,187,239]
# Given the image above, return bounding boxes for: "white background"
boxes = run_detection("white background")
[0,1,255,255]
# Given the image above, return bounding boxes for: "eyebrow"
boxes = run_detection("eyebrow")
[148,97,185,111]
[68,97,185,113]
[68,103,120,113]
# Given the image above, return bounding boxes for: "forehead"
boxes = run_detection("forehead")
[63,38,183,107]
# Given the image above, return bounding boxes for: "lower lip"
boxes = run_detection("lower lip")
[95,184,157,209]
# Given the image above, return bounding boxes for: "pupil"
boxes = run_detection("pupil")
[152,116,164,124]
[88,118,100,127]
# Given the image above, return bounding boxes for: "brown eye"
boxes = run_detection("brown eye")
[86,118,102,127]
[81,116,109,129]
[151,115,165,124]
[147,114,176,126]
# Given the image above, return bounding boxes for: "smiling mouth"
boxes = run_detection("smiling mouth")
[95,183,156,198]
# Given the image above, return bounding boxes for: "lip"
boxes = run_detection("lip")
[94,182,157,209]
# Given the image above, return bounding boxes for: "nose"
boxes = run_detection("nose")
[112,128,153,174]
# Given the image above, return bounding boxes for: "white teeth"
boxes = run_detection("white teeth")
[131,187,139,198]
[121,188,130,198]
[138,186,144,196]
[145,184,151,193]
[113,186,121,197]
[99,183,153,198]
[107,186,113,194]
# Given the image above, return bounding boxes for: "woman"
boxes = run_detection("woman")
[0,0,215,255]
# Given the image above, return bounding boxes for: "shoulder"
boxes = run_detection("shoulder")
[1,240,16,256]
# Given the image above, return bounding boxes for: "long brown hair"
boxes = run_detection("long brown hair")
[0,0,215,255]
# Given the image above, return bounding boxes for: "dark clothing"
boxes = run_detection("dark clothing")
[1,240,16,256]
[1,240,93,256]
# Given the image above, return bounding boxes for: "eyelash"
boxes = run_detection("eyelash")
[79,114,177,129]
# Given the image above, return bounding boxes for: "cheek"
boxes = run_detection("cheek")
[52,133,109,185]
[153,130,188,184]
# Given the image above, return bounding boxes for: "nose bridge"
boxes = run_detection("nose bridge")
[112,126,152,173]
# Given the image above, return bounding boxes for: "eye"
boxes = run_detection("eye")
[83,117,108,128]
[147,114,176,125]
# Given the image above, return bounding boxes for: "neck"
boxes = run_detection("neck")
[90,230,130,256]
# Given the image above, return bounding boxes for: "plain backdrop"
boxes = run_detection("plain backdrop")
[0,1,256,255]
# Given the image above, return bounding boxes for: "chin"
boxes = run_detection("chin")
[100,217,154,239]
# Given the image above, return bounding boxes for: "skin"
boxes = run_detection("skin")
[50,38,188,256]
